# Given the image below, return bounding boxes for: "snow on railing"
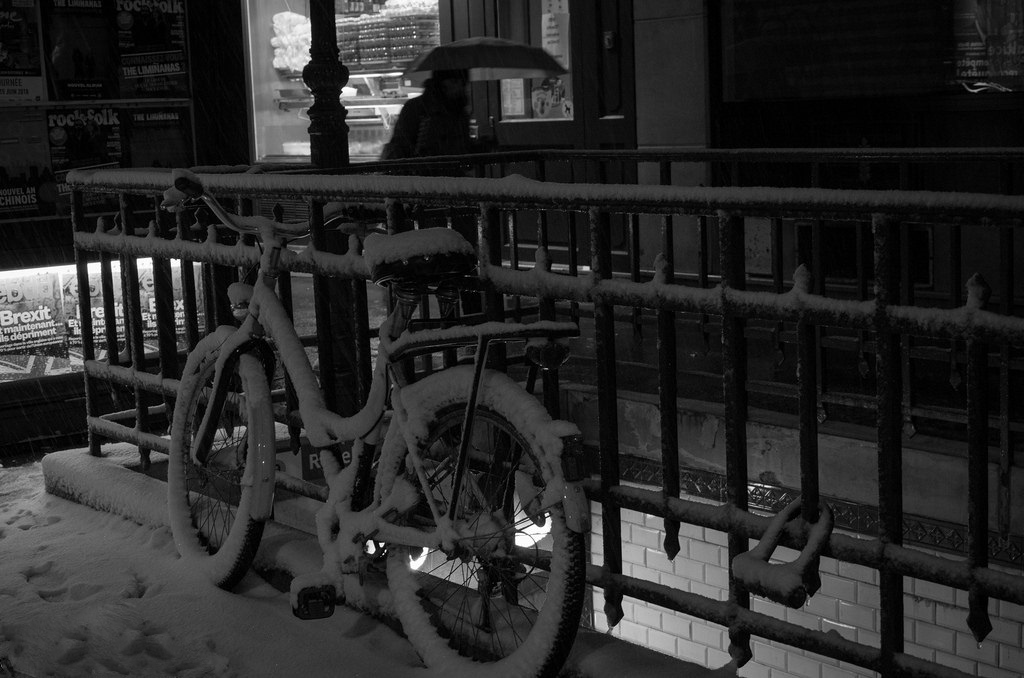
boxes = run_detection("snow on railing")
[68,166,1024,678]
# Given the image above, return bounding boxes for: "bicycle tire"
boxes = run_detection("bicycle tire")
[382,367,586,678]
[167,327,276,590]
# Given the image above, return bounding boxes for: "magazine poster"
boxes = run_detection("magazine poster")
[0,268,70,381]
[124,105,191,167]
[41,0,118,100]
[0,0,45,101]
[62,258,202,363]
[62,260,124,362]
[533,4,572,120]
[952,0,1023,91]
[0,109,58,218]
[115,0,188,98]
[46,105,122,213]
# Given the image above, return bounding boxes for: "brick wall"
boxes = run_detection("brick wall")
[589,502,1024,678]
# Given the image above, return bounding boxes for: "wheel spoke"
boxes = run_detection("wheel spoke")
[394,400,582,664]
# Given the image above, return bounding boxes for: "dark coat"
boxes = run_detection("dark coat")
[381,83,472,160]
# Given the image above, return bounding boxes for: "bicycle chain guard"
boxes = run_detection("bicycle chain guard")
[731,497,834,608]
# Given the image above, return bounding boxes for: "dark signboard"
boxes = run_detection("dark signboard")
[721,0,952,101]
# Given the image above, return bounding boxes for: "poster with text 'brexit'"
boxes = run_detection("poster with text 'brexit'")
[0,260,203,381]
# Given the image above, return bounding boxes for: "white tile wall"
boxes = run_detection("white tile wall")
[595,506,1024,678]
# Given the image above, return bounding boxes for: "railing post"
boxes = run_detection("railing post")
[811,218,828,423]
[480,204,507,371]
[591,206,624,627]
[872,213,904,673]
[310,199,359,415]
[997,226,1015,538]
[658,161,680,560]
[480,204,505,323]
[72,189,101,457]
[899,219,916,437]
[719,213,751,664]
[175,208,200,350]
[351,275,372,405]
[628,213,642,334]
[118,194,151,468]
[534,164,562,417]
[966,274,994,642]
[151,196,179,421]
[797,278,820,525]
[697,215,711,353]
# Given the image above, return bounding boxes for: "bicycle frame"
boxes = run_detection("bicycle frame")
[164,172,594,669]
[185,191,587,555]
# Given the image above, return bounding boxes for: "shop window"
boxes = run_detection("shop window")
[246,0,440,162]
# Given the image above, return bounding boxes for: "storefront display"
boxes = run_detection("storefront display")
[0,259,202,382]
[246,0,440,162]
[0,1,196,383]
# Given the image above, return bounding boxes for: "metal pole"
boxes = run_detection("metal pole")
[872,214,904,673]
[71,189,100,457]
[657,161,680,560]
[720,214,751,665]
[303,0,349,168]
[592,207,624,629]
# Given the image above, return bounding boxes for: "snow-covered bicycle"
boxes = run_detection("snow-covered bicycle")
[161,169,590,678]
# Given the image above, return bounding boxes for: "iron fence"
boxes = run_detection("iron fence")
[66,152,1024,678]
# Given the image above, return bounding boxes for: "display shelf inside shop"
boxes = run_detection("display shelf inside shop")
[273,71,416,114]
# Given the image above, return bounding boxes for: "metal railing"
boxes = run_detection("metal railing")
[270,148,1024,462]
[66,153,1024,678]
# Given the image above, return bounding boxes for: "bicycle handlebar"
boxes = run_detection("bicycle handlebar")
[165,171,311,240]
[166,170,387,242]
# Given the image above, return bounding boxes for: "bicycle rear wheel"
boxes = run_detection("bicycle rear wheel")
[167,328,276,590]
[384,367,586,678]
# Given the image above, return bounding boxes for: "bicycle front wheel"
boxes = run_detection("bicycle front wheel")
[167,327,276,590]
[384,367,586,678]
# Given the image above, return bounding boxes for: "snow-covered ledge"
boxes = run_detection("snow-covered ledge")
[39,444,736,678]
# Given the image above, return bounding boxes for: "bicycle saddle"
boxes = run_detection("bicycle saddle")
[363,227,477,287]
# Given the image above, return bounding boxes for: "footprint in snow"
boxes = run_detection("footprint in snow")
[120,628,174,660]
[3,509,29,526]
[54,637,88,665]
[119,571,149,599]
[20,561,102,603]
[39,581,105,603]
[11,512,60,532]
[20,560,56,584]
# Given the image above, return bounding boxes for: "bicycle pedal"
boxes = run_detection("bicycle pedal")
[292,584,337,620]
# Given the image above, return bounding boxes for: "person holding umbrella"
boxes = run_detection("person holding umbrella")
[381,68,474,161]
[382,37,567,161]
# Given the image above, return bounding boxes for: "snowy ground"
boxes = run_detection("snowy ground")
[0,459,424,678]
[0,446,734,678]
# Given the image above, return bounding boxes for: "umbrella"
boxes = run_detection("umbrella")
[402,36,567,84]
